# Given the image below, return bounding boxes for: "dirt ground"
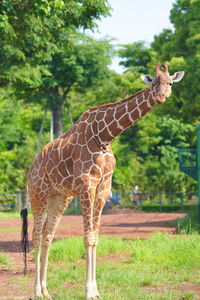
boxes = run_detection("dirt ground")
[0,212,188,299]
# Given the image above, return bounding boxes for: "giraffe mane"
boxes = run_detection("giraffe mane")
[88,87,150,111]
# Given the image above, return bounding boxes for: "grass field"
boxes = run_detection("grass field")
[0,250,10,267]
[0,211,21,219]
[1,232,200,299]
[1,207,200,299]
[31,233,200,300]
[175,205,200,234]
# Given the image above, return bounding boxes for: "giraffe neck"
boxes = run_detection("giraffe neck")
[92,86,157,147]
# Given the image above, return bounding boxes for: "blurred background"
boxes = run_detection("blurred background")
[0,0,199,212]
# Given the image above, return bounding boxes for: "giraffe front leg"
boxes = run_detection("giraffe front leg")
[80,186,100,300]
[85,240,99,300]
[91,244,100,299]
[86,244,95,300]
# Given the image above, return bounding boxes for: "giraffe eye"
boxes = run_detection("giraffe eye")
[168,82,173,86]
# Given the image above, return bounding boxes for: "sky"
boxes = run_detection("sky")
[87,0,176,73]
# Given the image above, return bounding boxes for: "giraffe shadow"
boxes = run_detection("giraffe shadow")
[0,240,33,253]
[103,219,176,228]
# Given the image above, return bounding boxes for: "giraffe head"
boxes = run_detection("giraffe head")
[141,63,185,103]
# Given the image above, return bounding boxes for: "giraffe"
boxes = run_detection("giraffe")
[21,63,184,300]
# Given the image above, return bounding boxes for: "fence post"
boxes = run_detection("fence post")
[16,190,28,211]
[197,124,200,223]
[16,191,22,212]
[139,197,142,210]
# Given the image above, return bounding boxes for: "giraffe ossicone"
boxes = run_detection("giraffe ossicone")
[21,63,184,299]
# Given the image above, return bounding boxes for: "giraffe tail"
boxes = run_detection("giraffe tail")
[20,208,29,275]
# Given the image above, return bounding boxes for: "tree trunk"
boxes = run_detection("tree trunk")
[36,108,47,154]
[66,102,74,126]
[52,103,63,138]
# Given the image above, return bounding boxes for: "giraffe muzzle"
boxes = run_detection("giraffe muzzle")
[157,94,166,103]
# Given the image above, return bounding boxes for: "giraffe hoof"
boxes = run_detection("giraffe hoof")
[34,292,43,299]
[86,286,100,299]
[86,293,100,300]
[43,295,52,300]
[43,291,52,299]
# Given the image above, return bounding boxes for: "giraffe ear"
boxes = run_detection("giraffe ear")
[141,75,154,84]
[171,71,185,82]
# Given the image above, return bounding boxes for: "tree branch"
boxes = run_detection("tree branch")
[61,81,76,104]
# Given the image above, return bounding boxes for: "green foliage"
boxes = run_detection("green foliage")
[176,204,200,234]
[151,0,200,122]
[118,114,196,192]
[0,96,22,150]
[0,0,111,137]
[35,34,113,109]
[0,94,51,192]
[112,137,145,192]
[119,41,152,73]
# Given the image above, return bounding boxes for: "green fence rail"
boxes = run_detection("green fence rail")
[178,124,200,222]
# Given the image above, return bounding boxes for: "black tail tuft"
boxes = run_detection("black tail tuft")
[20,208,29,275]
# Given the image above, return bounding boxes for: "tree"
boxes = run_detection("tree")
[118,41,152,74]
[28,34,113,137]
[0,1,111,110]
[121,114,196,193]
[0,0,111,67]
[0,1,112,137]
[0,94,50,193]
[151,0,200,123]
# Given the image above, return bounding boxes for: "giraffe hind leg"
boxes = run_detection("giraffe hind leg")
[40,195,73,299]
[31,196,47,299]
[90,178,112,299]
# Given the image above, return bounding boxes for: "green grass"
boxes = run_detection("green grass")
[0,211,21,219]
[46,233,200,300]
[49,236,131,262]
[0,250,10,267]
[0,210,33,219]
[175,205,200,234]
[0,226,20,234]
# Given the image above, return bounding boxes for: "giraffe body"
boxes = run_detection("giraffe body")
[25,64,184,299]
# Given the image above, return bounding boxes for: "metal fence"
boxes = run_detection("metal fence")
[116,191,198,212]
[0,190,198,214]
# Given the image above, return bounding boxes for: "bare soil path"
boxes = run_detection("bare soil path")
[0,212,185,299]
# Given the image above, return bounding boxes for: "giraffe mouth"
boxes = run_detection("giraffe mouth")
[157,95,166,103]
